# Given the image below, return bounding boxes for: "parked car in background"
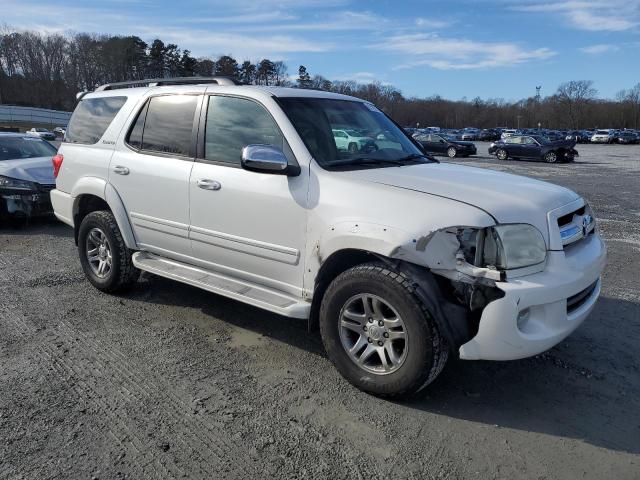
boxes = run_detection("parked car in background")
[414,132,477,158]
[478,129,500,141]
[26,128,56,141]
[614,131,637,144]
[332,129,376,153]
[53,126,67,138]
[461,128,480,141]
[488,135,578,163]
[0,133,57,220]
[591,129,615,143]
[500,129,518,140]
[566,130,590,143]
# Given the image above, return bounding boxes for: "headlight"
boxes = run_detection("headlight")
[458,224,547,271]
[0,175,34,191]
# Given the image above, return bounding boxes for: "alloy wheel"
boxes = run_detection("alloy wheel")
[86,227,112,278]
[338,293,408,375]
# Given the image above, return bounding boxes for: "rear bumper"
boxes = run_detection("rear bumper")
[459,233,606,360]
[50,188,74,226]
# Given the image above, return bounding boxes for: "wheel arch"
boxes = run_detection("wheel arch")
[72,181,136,249]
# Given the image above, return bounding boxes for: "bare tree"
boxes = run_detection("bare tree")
[555,80,597,129]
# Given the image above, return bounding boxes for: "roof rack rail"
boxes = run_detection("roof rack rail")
[94,76,242,92]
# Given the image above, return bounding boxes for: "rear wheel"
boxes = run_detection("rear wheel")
[544,151,558,163]
[348,142,358,153]
[496,148,508,160]
[446,146,457,158]
[319,263,448,398]
[78,211,139,293]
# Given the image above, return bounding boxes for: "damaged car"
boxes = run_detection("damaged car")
[51,78,606,398]
[0,133,57,221]
[488,135,578,163]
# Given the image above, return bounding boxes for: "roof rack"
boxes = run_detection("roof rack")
[94,76,242,92]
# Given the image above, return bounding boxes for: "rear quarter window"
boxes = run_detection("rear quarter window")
[65,96,127,144]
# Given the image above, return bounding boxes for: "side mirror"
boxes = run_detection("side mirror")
[241,145,298,176]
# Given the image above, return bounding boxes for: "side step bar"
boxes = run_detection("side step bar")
[132,252,310,319]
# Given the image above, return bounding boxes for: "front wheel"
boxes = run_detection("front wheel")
[319,263,448,398]
[544,151,558,163]
[78,210,140,293]
[496,148,508,160]
[446,146,457,158]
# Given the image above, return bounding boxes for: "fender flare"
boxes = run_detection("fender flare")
[71,177,137,250]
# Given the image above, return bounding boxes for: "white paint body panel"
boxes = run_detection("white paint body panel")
[52,84,606,361]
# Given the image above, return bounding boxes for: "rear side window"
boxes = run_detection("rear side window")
[66,96,127,144]
[127,95,198,156]
[204,96,284,165]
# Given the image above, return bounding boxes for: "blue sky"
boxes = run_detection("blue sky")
[2,0,639,100]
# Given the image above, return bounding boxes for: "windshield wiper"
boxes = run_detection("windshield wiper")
[329,154,432,168]
[396,153,434,163]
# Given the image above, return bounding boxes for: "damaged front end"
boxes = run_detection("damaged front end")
[391,224,547,350]
[0,176,55,220]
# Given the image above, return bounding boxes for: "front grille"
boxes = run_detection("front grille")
[36,183,55,193]
[557,206,594,248]
[567,281,598,314]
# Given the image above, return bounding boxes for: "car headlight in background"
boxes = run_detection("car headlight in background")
[0,175,35,191]
[458,224,547,271]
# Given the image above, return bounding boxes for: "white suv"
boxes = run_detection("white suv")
[51,77,606,398]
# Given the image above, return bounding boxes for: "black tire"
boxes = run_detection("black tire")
[446,146,457,158]
[348,142,358,153]
[319,263,448,398]
[496,148,508,160]
[544,151,558,163]
[78,210,139,293]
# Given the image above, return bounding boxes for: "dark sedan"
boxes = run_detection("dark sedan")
[413,133,477,158]
[488,135,578,163]
[615,131,638,144]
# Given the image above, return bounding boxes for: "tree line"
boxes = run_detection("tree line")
[1,29,639,129]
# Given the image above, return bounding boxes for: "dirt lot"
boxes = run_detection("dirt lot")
[1,143,639,479]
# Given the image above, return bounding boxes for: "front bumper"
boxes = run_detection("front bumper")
[1,186,54,217]
[459,233,606,360]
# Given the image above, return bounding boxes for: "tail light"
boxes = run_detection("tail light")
[52,154,64,178]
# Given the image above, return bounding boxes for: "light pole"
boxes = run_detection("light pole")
[517,115,522,129]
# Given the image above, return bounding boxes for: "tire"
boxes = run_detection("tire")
[319,263,448,398]
[544,151,558,163]
[348,142,358,153]
[446,146,457,158]
[78,210,140,293]
[496,148,508,160]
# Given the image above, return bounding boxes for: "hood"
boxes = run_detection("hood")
[0,156,55,185]
[339,162,580,243]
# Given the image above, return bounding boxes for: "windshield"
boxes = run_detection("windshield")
[0,136,57,161]
[278,97,429,169]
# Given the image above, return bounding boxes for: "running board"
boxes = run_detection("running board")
[132,252,310,319]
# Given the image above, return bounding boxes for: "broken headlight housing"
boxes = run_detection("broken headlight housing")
[458,224,547,271]
[0,175,34,191]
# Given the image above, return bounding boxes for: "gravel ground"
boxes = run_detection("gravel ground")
[1,142,639,479]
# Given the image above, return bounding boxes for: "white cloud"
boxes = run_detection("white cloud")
[375,34,556,70]
[415,17,448,29]
[513,1,640,31]
[580,44,620,54]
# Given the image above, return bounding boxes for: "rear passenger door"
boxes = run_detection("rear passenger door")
[109,93,201,258]
[188,94,308,296]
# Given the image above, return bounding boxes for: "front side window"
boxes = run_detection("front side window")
[204,96,284,164]
[66,96,127,144]
[278,98,428,169]
[139,95,198,156]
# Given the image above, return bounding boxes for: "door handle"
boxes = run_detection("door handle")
[196,179,221,191]
[113,165,130,175]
